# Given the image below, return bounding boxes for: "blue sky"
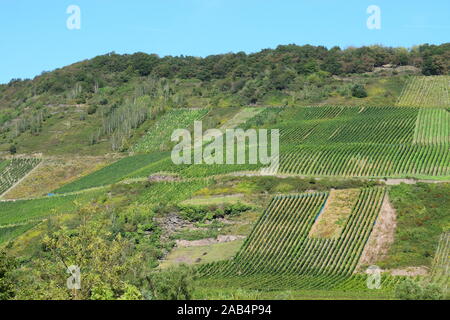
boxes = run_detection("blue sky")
[1,0,449,84]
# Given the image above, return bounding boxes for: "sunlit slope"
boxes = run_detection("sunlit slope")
[397,76,450,107]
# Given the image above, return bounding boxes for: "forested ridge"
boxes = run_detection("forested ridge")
[2,43,449,100]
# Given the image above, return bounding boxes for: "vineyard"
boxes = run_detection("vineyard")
[198,187,402,291]
[52,105,450,196]
[274,106,450,178]
[0,158,41,196]
[132,108,208,153]
[53,152,169,193]
[136,179,211,205]
[413,108,450,145]
[397,76,450,107]
[431,232,450,291]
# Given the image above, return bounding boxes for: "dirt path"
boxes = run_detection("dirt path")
[382,178,449,185]
[356,193,397,271]
[230,171,450,184]
[175,235,245,248]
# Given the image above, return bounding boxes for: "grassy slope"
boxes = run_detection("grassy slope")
[0,106,111,156]
[379,183,450,269]
[160,240,244,269]
[0,222,40,245]
[322,76,407,106]
[0,191,101,226]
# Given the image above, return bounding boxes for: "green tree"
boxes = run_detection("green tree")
[15,205,147,300]
[0,251,17,300]
[8,144,16,155]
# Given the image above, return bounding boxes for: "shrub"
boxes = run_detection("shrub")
[177,202,252,222]
[87,104,98,115]
[395,278,445,300]
[351,84,368,98]
[8,144,16,155]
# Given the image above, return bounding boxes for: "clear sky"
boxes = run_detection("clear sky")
[1,0,449,84]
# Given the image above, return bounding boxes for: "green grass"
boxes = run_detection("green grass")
[159,239,244,269]
[379,183,450,269]
[133,108,209,153]
[0,191,100,226]
[136,180,211,205]
[181,195,245,206]
[0,221,40,245]
[323,76,407,107]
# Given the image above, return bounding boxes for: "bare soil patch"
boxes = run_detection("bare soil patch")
[357,194,396,271]
[176,235,245,248]
[388,266,429,276]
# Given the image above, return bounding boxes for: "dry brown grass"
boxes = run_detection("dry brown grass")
[3,156,114,199]
[356,194,397,271]
[309,188,360,239]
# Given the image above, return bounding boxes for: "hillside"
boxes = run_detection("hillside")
[1,43,449,156]
[0,44,449,301]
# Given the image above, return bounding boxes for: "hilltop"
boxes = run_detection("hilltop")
[1,43,449,155]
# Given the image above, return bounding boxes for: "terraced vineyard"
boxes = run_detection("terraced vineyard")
[133,108,208,153]
[199,187,401,291]
[136,179,211,205]
[397,76,450,107]
[0,158,41,196]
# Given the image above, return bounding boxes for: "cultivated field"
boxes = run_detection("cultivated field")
[276,106,449,178]
[133,108,208,153]
[198,187,402,292]
[0,158,41,196]
[2,157,113,199]
[397,76,450,107]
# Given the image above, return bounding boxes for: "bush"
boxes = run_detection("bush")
[145,265,196,300]
[177,202,252,222]
[87,105,98,115]
[395,278,423,300]
[351,84,368,98]
[8,144,16,155]
[395,278,445,300]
